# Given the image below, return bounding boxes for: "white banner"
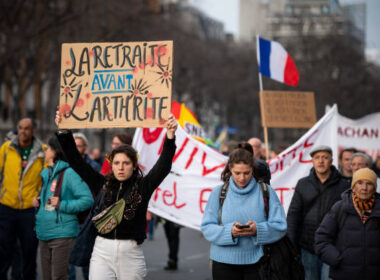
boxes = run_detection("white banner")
[337,112,380,159]
[269,105,338,212]
[133,105,339,230]
[133,126,227,230]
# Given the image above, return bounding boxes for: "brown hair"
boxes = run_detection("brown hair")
[103,144,143,207]
[114,133,133,145]
[221,148,256,182]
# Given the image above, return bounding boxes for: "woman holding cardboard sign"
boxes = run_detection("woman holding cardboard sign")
[55,110,177,280]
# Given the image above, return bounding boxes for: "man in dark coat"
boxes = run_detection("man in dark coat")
[287,145,350,280]
[315,168,380,280]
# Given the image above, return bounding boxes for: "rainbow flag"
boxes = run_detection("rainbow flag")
[171,101,216,147]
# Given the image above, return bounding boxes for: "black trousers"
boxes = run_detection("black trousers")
[0,203,38,280]
[163,221,181,262]
[212,260,261,280]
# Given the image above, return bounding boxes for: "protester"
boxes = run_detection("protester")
[201,147,286,280]
[338,148,357,181]
[351,152,380,192]
[372,152,380,178]
[33,137,93,280]
[163,220,182,270]
[351,152,372,173]
[100,133,133,175]
[247,137,264,159]
[90,148,105,166]
[55,111,177,279]
[315,168,380,280]
[0,118,45,280]
[287,145,350,280]
[73,133,101,172]
[146,211,156,240]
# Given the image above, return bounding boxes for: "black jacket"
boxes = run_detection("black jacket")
[287,166,350,253]
[56,130,176,266]
[315,190,380,280]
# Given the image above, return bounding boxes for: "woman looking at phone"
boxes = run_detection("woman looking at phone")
[201,146,287,280]
[55,111,177,280]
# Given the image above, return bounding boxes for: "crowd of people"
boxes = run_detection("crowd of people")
[1,115,380,280]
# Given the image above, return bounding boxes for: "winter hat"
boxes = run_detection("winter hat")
[351,168,377,189]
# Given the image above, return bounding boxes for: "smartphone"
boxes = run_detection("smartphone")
[236,225,250,229]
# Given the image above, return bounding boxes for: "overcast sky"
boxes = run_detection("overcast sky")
[191,0,379,51]
[189,0,239,35]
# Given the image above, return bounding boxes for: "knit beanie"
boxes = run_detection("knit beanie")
[351,168,377,189]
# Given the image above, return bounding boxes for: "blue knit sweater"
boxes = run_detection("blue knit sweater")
[201,176,287,265]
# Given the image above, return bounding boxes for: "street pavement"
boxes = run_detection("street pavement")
[33,223,211,280]
[143,224,212,280]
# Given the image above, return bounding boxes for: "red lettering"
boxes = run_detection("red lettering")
[299,129,318,163]
[371,129,379,138]
[172,138,189,163]
[161,182,186,209]
[337,126,343,136]
[199,188,212,214]
[185,147,198,169]
[344,127,352,137]
[362,128,369,138]
[274,187,290,205]
[142,128,164,144]
[201,152,226,177]
[153,187,161,201]
[162,190,173,205]
[157,135,165,155]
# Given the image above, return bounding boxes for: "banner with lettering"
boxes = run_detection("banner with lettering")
[59,41,173,129]
[133,126,227,230]
[269,105,338,212]
[133,105,338,230]
[337,112,380,159]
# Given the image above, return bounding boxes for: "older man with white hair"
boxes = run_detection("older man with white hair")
[351,152,380,193]
[73,133,101,172]
[247,137,264,160]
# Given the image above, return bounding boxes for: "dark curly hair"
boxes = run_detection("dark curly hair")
[106,144,143,180]
[221,147,256,182]
[114,133,133,145]
[102,144,144,208]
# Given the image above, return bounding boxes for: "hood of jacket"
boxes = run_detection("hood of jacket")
[41,160,70,182]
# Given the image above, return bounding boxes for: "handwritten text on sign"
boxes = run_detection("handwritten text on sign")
[259,90,316,128]
[59,41,173,129]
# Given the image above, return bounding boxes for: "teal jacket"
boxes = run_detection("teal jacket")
[35,160,94,241]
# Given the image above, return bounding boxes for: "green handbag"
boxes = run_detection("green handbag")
[92,198,126,234]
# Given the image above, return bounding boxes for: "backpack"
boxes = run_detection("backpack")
[54,168,94,224]
[218,180,305,280]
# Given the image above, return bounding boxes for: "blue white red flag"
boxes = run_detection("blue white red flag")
[257,36,299,87]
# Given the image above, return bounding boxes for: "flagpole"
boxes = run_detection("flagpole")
[257,35,269,161]
[259,73,270,161]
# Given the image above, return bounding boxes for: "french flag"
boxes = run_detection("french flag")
[257,36,299,87]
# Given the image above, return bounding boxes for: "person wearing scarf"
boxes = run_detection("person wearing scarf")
[315,168,380,280]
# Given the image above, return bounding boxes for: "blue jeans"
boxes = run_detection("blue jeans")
[301,249,330,280]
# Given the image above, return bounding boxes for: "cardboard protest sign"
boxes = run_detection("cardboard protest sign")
[59,41,173,129]
[259,90,316,128]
